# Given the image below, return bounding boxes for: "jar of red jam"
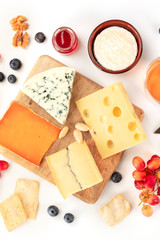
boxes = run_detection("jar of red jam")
[52,27,78,55]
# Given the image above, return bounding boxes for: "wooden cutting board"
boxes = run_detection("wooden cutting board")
[0,55,144,204]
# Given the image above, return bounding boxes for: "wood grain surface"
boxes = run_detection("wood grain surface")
[0,55,144,204]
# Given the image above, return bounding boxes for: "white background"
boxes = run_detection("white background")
[0,0,160,239]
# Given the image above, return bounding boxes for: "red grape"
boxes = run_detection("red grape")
[132,155,160,217]
[0,161,9,171]
[157,187,160,196]
[151,155,159,159]
[134,180,145,190]
[139,192,148,201]
[142,205,153,217]
[144,174,157,191]
[146,194,160,205]
[132,170,146,181]
[132,156,145,171]
[155,170,160,180]
[147,155,160,171]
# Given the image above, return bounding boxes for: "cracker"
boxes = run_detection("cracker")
[0,193,27,231]
[99,193,131,226]
[15,179,39,220]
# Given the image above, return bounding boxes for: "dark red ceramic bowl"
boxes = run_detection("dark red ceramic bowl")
[88,19,143,74]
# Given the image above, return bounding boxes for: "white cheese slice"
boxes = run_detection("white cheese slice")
[94,26,138,71]
[22,67,75,124]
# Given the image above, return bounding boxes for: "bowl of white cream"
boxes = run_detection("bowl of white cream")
[88,20,142,73]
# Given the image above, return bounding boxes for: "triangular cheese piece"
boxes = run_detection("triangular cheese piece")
[22,67,75,124]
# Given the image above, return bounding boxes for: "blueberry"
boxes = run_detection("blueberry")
[7,74,17,84]
[111,172,122,183]
[47,205,59,217]
[35,32,46,43]
[64,213,74,223]
[0,72,5,82]
[10,58,22,70]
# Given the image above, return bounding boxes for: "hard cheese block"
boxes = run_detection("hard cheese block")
[46,141,103,199]
[0,101,61,166]
[76,82,146,159]
[21,67,75,124]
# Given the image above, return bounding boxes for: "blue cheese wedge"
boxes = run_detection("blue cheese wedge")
[22,67,75,124]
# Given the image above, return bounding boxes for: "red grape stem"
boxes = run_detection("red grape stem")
[145,168,153,174]
[139,187,160,206]
[151,186,159,194]
[138,200,144,206]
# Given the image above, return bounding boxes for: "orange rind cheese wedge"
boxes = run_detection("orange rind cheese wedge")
[0,101,61,166]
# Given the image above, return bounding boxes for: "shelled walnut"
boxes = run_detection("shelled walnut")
[10,15,29,49]
[12,31,29,49]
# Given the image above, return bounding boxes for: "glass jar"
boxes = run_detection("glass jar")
[145,58,160,104]
[52,27,78,55]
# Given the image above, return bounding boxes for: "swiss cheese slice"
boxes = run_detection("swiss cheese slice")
[76,82,146,159]
[46,141,103,199]
[22,67,75,124]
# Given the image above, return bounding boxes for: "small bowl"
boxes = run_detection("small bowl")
[88,19,143,74]
[144,57,160,105]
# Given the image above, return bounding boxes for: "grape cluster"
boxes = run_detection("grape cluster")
[0,160,9,177]
[132,155,160,217]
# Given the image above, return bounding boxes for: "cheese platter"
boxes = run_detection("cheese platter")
[0,55,145,203]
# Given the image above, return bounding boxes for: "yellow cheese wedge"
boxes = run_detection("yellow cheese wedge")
[46,141,103,199]
[76,82,146,159]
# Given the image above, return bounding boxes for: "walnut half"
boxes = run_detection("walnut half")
[12,31,29,49]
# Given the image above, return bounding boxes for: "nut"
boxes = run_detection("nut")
[59,126,69,139]
[12,31,18,47]
[10,17,18,25]
[10,15,27,24]
[10,16,21,25]
[17,16,27,23]
[12,31,23,47]
[11,22,28,31]
[74,129,83,144]
[75,123,89,132]
[12,31,29,48]
[20,22,29,31]
[10,15,28,31]
[11,23,21,31]
[21,32,29,48]
[10,15,29,49]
